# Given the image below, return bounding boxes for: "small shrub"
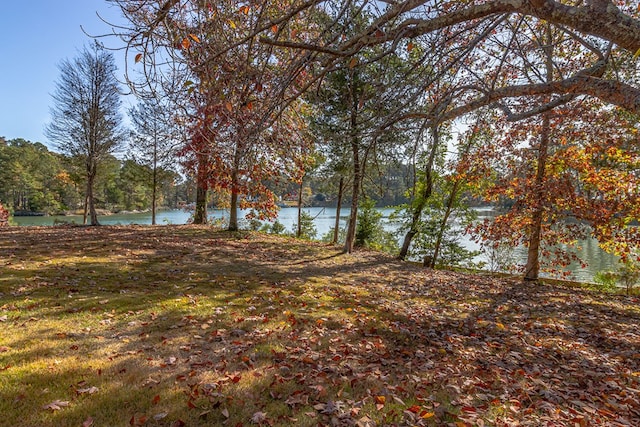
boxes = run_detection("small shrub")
[592,270,619,293]
[594,257,640,295]
[269,219,286,235]
[293,211,317,240]
[355,197,398,254]
[355,197,382,248]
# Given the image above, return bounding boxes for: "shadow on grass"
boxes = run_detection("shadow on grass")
[0,225,639,426]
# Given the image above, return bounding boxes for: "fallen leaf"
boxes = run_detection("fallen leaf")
[251,411,267,424]
[43,400,70,411]
[77,386,99,395]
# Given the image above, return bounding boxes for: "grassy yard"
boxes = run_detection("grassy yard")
[0,225,639,426]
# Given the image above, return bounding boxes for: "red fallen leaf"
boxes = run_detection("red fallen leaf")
[407,405,421,414]
[187,400,197,409]
[170,421,186,427]
[129,415,147,426]
[152,395,160,404]
[231,375,242,383]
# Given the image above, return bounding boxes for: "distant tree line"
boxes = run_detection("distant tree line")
[0,137,189,216]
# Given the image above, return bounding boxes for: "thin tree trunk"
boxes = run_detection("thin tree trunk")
[524,112,550,280]
[83,193,88,225]
[430,178,462,268]
[87,172,99,226]
[296,179,303,238]
[152,173,157,225]
[193,154,208,225]
[398,125,440,260]
[344,143,360,253]
[229,189,239,231]
[194,184,207,224]
[151,144,158,225]
[524,25,553,281]
[228,146,242,232]
[333,176,344,244]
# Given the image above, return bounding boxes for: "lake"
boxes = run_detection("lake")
[11,207,616,282]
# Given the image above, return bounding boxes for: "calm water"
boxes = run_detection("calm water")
[11,207,616,282]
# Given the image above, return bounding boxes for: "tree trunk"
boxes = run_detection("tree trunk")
[296,178,304,238]
[524,25,553,281]
[86,171,99,226]
[194,184,208,224]
[398,125,440,260]
[193,155,208,225]
[524,112,550,281]
[228,167,239,231]
[430,178,462,268]
[151,168,158,225]
[151,144,158,225]
[83,193,88,225]
[333,176,344,244]
[344,143,360,253]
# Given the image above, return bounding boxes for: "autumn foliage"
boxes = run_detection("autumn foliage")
[0,203,8,227]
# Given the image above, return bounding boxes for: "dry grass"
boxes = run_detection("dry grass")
[0,225,639,426]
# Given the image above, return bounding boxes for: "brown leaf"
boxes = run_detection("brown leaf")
[251,411,267,424]
[43,400,70,411]
[77,386,99,395]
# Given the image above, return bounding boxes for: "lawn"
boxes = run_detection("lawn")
[0,225,639,426]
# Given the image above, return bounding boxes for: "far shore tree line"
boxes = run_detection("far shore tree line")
[0,136,414,217]
[3,1,640,283]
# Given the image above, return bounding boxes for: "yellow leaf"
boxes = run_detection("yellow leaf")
[189,34,200,43]
[420,411,435,419]
[181,37,191,50]
[271,24,278,33]
[228,19,237,29]
[634,47,640,60]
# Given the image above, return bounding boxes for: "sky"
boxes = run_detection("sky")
[0,1,130,147]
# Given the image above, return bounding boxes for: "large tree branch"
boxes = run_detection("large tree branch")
[344,0,640,54]
[441,75,640,122]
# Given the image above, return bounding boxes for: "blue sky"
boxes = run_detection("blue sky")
[0,1,129,146]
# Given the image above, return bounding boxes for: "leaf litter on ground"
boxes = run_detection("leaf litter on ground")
[0,225,638,426]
